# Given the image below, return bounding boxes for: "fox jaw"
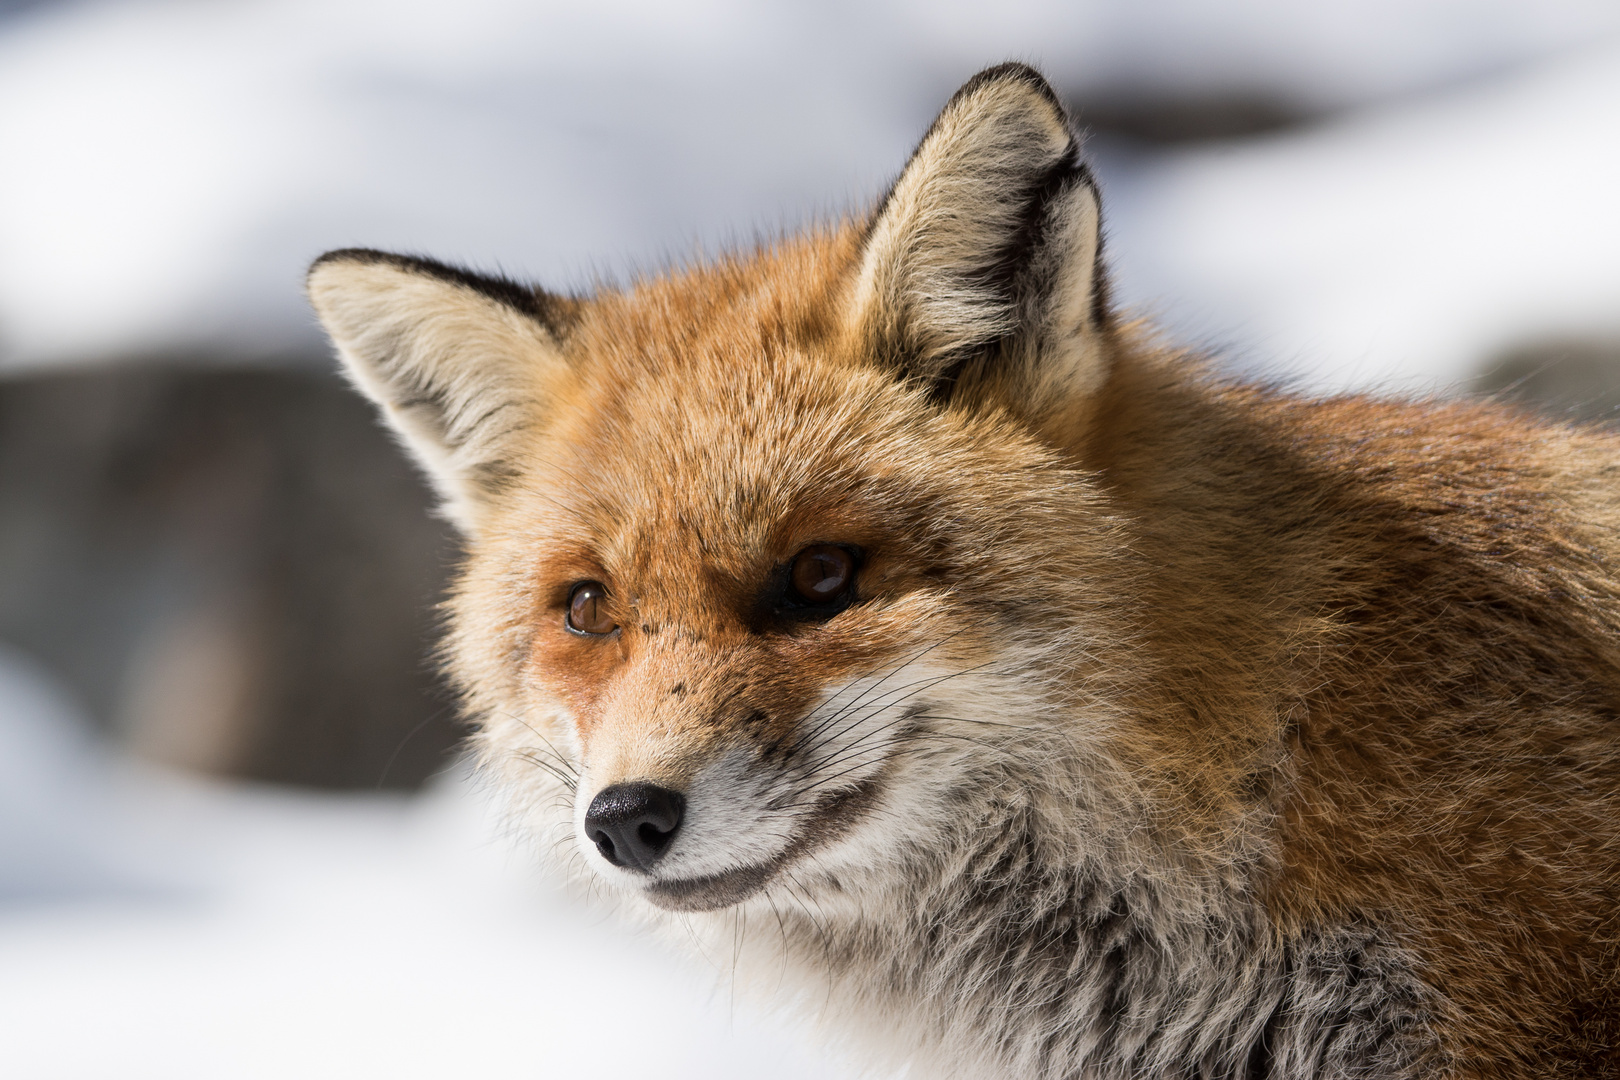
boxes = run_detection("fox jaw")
[308,64,1131,919]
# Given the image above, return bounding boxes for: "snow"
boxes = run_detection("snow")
[0,649,860,1079]
[0,0,1616,383]
[0,645,139,902]
[1102,41,1620,393]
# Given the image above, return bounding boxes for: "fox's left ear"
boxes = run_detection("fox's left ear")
[847,62,1109,420]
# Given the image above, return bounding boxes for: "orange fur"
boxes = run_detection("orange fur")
[309,65,1619,1079]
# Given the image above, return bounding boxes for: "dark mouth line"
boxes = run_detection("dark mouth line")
[643,778,882,912]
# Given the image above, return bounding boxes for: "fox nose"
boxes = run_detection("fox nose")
[585,782,686,872]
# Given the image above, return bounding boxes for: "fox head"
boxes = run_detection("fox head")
[308,65,1141,915]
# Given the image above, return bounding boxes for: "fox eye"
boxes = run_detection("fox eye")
[567,582,617,636]
[790,545,855,604]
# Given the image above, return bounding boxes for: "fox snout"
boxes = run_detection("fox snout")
[572,715,832,911]
[584,782,686,872]
[567,637,977,912]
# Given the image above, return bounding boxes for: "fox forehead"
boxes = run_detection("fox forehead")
[504,282,1055,596]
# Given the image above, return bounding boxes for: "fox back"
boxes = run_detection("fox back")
[308,65,1620,1079]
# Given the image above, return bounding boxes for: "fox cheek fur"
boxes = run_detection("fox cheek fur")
[308,63,1619,1080]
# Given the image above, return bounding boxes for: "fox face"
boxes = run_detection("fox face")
[309,65,1132,915]
[491,347,1122,913]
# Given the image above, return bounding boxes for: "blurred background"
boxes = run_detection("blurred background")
[0,0,1616,1075]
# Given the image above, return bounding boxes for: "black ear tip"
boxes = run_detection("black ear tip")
[950,61,1065,116]
[308,247,435,276]
[304,249,559,327]
[306,247,394,283]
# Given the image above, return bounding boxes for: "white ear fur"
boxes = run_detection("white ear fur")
[306,251,569,533]
[848,63,1108,408]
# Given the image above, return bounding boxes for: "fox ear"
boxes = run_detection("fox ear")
[306,250,574,534]
[847,63,1109,417]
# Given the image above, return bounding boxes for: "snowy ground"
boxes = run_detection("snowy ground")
[0,648,860,1079]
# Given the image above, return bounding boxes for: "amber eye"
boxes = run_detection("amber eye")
[566,582,617,636]
[790,544,855,604]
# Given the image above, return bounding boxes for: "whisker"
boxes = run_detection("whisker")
[507,748,580,792]
[906,713,1030,730]
[781,868,840,1006]
[374,705,456,789]
[798,659,1008,773]
[780,705,1030,806]
[787,632,970,756]
[789,658,1008,769]
[492,709,580,779]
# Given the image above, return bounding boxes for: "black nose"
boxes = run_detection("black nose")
[584,782,686,872]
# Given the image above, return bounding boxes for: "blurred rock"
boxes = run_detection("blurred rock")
[0,363,459,789]
[1474,336,1620,425]
[1070,91,1314,144]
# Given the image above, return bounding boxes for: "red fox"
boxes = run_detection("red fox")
[308,64,1619,1079]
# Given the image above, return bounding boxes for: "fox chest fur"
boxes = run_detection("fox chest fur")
[309,64,1620,1080]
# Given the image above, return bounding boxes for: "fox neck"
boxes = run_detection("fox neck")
[691,796,1431,1080]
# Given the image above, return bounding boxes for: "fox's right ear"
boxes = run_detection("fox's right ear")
[306,250,574,534]
[846,63,1110,429]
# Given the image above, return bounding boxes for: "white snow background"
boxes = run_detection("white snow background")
[0,643,854,1079]
[1,1,1619,1076]
[1,0,1617,386]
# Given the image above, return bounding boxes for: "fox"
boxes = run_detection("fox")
[306,64,1619,1079]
